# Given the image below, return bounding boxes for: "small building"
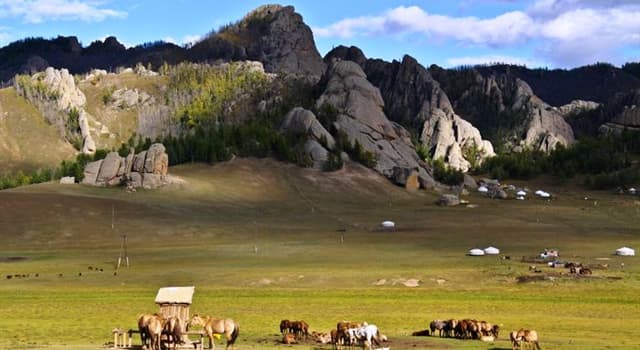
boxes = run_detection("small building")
[155,286,194,331]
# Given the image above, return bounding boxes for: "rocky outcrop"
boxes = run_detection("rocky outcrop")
[558,100,600,116]
[214,5,326,80]
[431,66,575,153]
[16,67,96,154]
[326,48,494,171]
[82,143,169,189]
[316,60,434,187]
[280,107,335,148]
[421,111,495,172]
[437,194,460,206]
[280,107,334,169]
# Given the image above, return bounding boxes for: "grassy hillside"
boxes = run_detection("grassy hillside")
[0,159,639,349]
[0,87,76,175]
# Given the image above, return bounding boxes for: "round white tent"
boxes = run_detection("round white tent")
[484,246,500,255]
[381,221,395,229]
[469,248,485,256]
[517,190,527,196]
[616,247,635,256]
[478,186,489,193]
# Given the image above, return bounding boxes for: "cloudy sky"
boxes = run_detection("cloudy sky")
[0,0,639,69]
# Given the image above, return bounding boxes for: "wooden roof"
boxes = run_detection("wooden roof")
[155,286,194,305]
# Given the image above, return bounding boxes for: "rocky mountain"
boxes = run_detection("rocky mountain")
[316,60,435,188]
[326,46,494,171]
[0,5,323,85]
[2,3,640,188]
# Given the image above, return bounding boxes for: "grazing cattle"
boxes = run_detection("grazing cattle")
[430,320,446,337]
[189,314,239,350]
[163,316,184,350]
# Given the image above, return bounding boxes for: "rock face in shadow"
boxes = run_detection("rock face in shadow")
[82,143,169,189]
[197,5,326,81]
[316,60,435,187]
[430,66,576,152]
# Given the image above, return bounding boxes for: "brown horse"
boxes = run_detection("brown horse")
[137,314,154,349]
[189,314,239,350]
[279,319,290,335]
[163,316,184,350]
[147,314,165,350]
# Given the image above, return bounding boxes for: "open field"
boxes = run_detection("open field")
[1,159,639,349]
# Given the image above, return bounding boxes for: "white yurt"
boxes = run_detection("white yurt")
[381,220,395,229]
[469,248,485,256]
[484,246,500,255]
[478,186,489,193]
[616,247,635,256]
[517,190,527,197]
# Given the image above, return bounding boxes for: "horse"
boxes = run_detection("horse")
[137,314,154,349]
[146,314,165,350]
[429,320,446,337]
[189,314,239,350]
[279,319,290,335]
[163,316,184,350]
[517,329,541,350]
[510,330,522,350]
[353,324,381,350]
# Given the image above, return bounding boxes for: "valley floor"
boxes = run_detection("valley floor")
[1,160,639,349]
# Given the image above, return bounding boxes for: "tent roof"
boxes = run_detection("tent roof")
[155,286,195,305]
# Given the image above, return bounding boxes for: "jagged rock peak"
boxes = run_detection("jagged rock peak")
[316,60,435,188]
[223,4,326,80]
[323,45,368,67]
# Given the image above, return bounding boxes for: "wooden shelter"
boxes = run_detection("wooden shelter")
[155,286,194,331]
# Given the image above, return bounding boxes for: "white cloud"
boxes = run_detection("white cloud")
[314,6,533,46]
[163,36,177,44]
[314,2,640,67]
[0,0,126,23]
[446,55,543,68]
[182,34,201,46]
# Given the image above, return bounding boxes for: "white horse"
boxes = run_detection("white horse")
[352,324,381,350]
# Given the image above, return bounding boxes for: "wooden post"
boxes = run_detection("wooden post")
[113,331,118,349]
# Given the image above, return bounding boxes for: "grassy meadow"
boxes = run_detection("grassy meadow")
[0,159,639,349]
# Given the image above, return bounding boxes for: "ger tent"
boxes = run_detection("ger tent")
[616,247,635,256]
[381,221,395,229]
[478,186,489,193]
[484,246,500,255]
[468,248,485,256]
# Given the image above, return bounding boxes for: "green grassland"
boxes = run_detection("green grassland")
[0,159,639,349]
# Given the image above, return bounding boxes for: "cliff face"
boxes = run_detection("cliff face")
[326,46,494,171]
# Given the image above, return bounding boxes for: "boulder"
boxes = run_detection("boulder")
[133,151,147,173]
[281,107,335,149]
[59,176,75,184]
[81,159,103,185]
[464,174,478,189]
[437,194,460,206]
[124,150,135,177]
[96,152,123,185]
[303,139,329,168]
[142,173,165,189]
[128,172,142,188]
[145,143,167,174]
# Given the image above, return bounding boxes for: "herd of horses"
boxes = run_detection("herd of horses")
[136,312,539,350]
[419,319,541,349]
[279,319,388,350]
[137,313,239,350]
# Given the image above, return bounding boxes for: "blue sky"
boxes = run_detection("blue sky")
[0,0,639,69]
